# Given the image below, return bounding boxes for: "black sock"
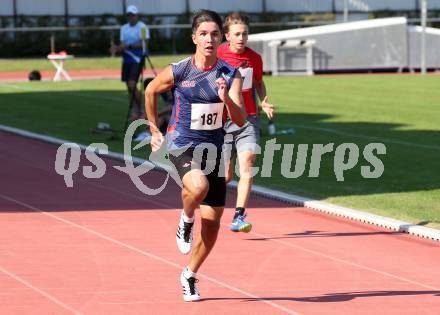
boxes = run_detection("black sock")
[234,207,245,219]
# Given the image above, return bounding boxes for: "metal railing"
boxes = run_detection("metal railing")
[0,17,438,55]
[0,21,333,54]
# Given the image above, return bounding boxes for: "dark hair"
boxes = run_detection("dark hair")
[192,9,223,34]
[223,12,250,33]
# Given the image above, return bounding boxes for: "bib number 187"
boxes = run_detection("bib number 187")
[201,113,218,126]
[191,102,224,130]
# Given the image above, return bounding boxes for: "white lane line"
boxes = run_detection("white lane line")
[0,193,301,315]
[70,177,440,291]
[82,196,440,291]
[0,266,82,315]
[1,82,439,152]
[3,146,438,292]
[279,123,440,151]
[246,230,440,291]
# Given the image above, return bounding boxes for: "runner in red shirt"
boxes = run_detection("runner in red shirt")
[218,12,274,233]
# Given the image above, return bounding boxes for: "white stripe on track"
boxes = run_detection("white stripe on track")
[247,230,440,291]
[280,123,440,151]
[1,131,438,291]
[0,193,301,315]
[0,266,82,314]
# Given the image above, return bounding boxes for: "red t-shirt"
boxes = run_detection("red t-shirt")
[217,43,263,116]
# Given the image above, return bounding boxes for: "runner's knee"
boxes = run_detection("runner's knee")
[186,183,209,203]
[201,218,221,235]
[238,156,255,179]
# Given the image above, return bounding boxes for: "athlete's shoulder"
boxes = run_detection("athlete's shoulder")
[171,56,192,81]
[217,58,236,71]
[172,56,192,67]
[244,47,263,68]
[245,46,262,59]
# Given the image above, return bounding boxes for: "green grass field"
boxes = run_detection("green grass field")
[0,60,439,228]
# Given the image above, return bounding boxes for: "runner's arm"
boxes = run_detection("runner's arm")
[145,65,175,150]
[255,80,274,120]
[219,71,246,127]
[145,65,174,133]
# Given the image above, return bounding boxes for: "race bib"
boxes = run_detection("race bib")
[190,102,224,130]
[239,67,253,90]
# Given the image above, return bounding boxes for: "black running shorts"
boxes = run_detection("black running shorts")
[169,148,226,207]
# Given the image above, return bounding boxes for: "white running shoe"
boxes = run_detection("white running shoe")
[176,214,193,254]
[180,270,200,302]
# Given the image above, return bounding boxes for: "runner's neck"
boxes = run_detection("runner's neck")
[192,54,217,71]
[229,44,245,54]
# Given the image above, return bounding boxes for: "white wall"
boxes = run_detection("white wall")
[68,0,122,15]
[428,0,440,9]
[16,0,65,15]
[5,0,440,16]
[69,0,186,15]
[334,0,414,11]
[128,0,186,15]
[0,0,14,15]
[334,0,440,11]
[189,0,262,13]
[266,0,333,13]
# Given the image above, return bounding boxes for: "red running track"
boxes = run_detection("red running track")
[0,131,439,315]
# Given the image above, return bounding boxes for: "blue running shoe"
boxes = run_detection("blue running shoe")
[230,214,252,233]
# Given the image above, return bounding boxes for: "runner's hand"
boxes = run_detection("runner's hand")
[150,131,164,152]
[261,96,274,120]
[216,77,230,103]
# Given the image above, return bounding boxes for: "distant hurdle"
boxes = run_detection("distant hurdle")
[268,39,316,76]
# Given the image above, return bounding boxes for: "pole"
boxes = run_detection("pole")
[50,33,55,53]
[64,0,69,27]
[343,0,349,22]
[420,0,427,75]
[13,0,17,27]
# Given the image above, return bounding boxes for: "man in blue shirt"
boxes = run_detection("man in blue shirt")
[110,5,150,121]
